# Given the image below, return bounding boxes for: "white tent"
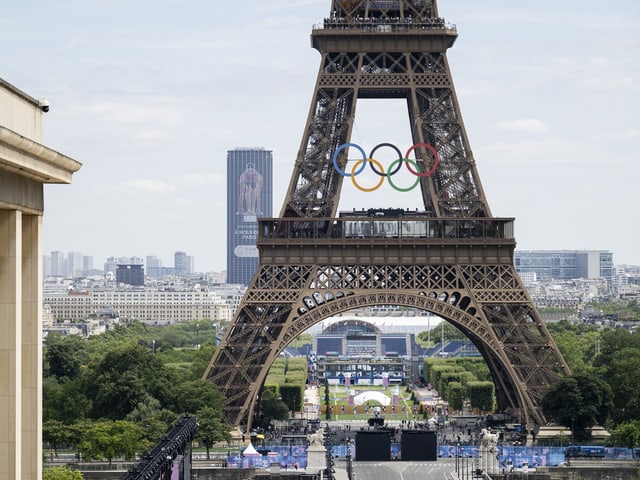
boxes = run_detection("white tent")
[353,390,391,406]
[242,442,260,456]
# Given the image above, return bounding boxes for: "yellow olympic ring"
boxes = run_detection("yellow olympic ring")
[350,158,385,192]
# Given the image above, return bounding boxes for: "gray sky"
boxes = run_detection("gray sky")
[2,0,639,272]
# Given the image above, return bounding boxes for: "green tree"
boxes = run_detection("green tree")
[83,343,176,419]
[189,345,217,380]
[548,327,599,374]
[43,419,72,459]
[446,382,465,412]
[541,373,613,442]
[607,420,640,449]
[65,420,94,454]
[597,347,640,424]
[43,377,91,423]
[45,334,88,379]
[324,381,331,420]
[257,388,289,428]
[43,466,84,480]
[172,379,223,415]
[125,396,177,452]
[593,329,640,424]
[196,406,232,459]
[467,381,494,413]
[418,322,465,348]
[79,420,143,463]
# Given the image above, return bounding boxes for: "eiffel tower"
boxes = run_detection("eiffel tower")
[204,0,570,432]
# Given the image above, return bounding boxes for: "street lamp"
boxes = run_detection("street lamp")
[196,323,200,348]
[571,418,574,444]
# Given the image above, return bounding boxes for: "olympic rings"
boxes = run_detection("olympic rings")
[331,142,440,192]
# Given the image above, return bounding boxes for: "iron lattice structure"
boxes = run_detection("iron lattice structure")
[204,0,570,431]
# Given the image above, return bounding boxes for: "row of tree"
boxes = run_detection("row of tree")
[542,321,640,445]
[418,316,640,448]
[43,313,640,463]
[43,322,231,462]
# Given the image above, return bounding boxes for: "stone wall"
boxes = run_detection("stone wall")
[491,464,639,480]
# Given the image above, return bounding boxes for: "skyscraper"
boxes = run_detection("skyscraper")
[67,251,84,277]
[226,148,273,285]
[146,255,163,278]
[174,251,194,276]
[50,250,65,277]
[116,264,145,286]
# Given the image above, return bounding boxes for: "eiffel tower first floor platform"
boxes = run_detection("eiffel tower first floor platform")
[204,216,571,432]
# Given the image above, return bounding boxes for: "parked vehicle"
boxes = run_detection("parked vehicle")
[565,445,606,458]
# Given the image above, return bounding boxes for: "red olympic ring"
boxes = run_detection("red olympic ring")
[404,143,440,177]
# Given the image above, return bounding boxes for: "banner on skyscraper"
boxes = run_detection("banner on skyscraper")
[226,149,273,285]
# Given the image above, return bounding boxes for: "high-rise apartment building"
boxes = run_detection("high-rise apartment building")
[105,256,143,275]
[67,251,84,277]
[116,264,145,286]
[43,254,51,278]
[146,255,163,278]
[50,250,65,277]
[174,251,194,276]
[83,255,94,274]
[226,148,273,285]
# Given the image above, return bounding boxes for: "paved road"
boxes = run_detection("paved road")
[352,458,456,480]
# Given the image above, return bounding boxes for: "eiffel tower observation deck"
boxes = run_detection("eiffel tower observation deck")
[204,0,570,435]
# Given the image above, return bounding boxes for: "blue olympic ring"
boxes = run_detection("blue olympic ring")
[331,142,440,192]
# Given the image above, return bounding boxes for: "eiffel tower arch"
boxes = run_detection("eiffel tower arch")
[204,0,570,432]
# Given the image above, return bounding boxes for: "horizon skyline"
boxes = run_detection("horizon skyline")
[3,0,638,271]
[42,246,635,277]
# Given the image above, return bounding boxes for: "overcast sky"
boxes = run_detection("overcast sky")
[2,0,639,273]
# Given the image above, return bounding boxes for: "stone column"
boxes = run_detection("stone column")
[21,213,43,480]
[0,210,43,480]
[0,210,22,480]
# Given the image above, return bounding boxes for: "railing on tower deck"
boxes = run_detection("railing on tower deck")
[259,216,514,243]
[314,17,456,33]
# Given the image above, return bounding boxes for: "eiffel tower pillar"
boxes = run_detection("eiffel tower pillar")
[204,0,570,433]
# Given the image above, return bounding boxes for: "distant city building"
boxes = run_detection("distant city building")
[146,255,163,278]
[116,264,145,286]
[226,147,273,286]
[44,287,233,324]
[105,256,143,275]
[515,250,613,283]
[174,251,194,276]
[50,250,65,277]
[43,254,51,278]
[83,255,94,274]
[67,251,84,277]
[518,271,537,286]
